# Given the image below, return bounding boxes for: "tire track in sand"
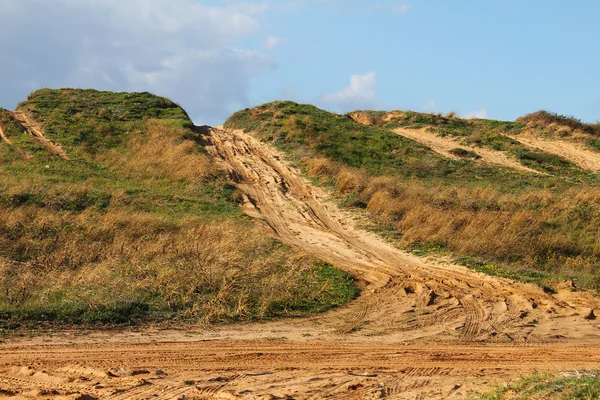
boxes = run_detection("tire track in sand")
[203,127,600,342]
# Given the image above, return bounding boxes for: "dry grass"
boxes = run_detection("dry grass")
[517,110,600,137]
[0,206,343,324]
[103,119,216,181]
[305,160,600,287]
[0,103,356,328]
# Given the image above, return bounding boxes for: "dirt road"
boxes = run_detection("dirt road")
[1,127,600,399]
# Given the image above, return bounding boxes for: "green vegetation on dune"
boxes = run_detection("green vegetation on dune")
[358,108,584,176]
[227,102,537,182]
[225,101,600,291]
[0,90,357,331]
[18,88,192,157]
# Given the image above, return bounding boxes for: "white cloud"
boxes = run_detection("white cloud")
[320,71,379,112]
[0,0,272,125]
[389,3,411,14]
[422,98,436,113]
[264,35,287,50]
[463,107,488,119]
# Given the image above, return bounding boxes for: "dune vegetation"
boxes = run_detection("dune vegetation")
[475,371,600,400]
[225,101,600,290]
[0,90,357,331]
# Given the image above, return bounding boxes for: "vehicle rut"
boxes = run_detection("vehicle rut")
[203,127,600,343]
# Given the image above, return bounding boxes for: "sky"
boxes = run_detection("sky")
[1,0,599,125]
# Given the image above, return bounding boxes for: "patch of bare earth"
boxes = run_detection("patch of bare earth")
[0,124,11,145]
[1,127,599,399]
[393,127,541,174]
[511,131,600,171]
[348,111,540,174]
[13,110,69,160]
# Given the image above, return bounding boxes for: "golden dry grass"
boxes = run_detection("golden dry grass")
[305,159,600,286]
[0,205,332,323]
[0,114,356,327]
[103,119,216,181]
[517,110,600,137]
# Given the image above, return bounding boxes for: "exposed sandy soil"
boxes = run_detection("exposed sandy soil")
[391,128,541,174]
[0,124,12,145]
[1,127,600,399]
[510,131,600,171]
[12,110,69,160]
[347,111,539,174]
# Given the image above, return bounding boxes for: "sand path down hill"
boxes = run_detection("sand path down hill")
[510,132,600,171]
[12,110,69,160]
[391,127,541,174]
[1,127,600,399]
[0,124,11,145]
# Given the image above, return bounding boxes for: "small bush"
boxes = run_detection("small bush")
[449,148,481,159]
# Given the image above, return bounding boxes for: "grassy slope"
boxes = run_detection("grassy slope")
[0,90,357,331]
[225,101,600,290]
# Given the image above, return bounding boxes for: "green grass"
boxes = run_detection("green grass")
[0,90,358,331]
[370,109,584,176]
[226,102,543,183]
[20,88,191,157]
[0,260,356,331]
[476,372,600,400]
[588,139,600,152]
[455,256,556,293]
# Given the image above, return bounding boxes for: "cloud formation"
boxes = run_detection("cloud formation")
[0,0,273,124]
[320,71,379,112]
[463,107,488,119]
[264,35,287,50]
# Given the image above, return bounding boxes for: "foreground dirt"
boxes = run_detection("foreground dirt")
[1,127,600,399]
[3,340,600,399]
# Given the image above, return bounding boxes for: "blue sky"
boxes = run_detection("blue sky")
[1,1,599,125]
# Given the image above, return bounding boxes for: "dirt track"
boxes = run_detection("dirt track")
[510,131,600,172]
[391,127,541,174]
[12,110,69,160]
[1,127,600,399]
[0,124,11,145]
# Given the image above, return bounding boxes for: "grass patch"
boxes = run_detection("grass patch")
[475,371,600,399]
[455,256,555,292]
[588,139,600,152]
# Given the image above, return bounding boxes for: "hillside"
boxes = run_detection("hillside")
[0,89,356,330]
[2,99,599,399]
[225,101,600,290]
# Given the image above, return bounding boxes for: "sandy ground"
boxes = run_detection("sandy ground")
[1,127,600,399]
[0,124,11,145]
[510,131,600,171]
[12,110,69,160]
[391,128,540,174]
